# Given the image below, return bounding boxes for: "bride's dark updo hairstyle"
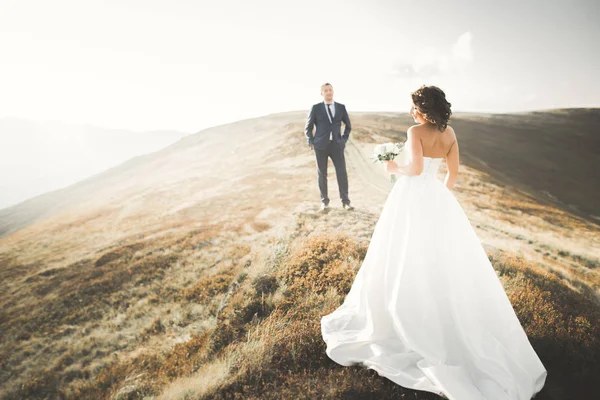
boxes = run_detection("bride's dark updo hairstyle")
[411,85,452,131]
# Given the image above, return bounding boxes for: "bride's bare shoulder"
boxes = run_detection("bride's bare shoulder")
[407,124,427,137]
[410,124,456,139]
[444,125,457,139]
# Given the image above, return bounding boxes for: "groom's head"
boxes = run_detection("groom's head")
[321,83,334,102]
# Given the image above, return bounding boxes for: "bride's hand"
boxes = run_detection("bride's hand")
[385,160,399,174]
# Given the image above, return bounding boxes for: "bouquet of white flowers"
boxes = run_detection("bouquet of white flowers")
[372,142,407,183]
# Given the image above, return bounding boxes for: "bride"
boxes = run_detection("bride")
[320,85,547,399]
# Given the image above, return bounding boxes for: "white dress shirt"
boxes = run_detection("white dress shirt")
[324,101,335,140]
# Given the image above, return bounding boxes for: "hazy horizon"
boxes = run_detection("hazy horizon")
[0,117,188,210]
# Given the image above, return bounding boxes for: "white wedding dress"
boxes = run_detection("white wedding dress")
[321,156,547,400]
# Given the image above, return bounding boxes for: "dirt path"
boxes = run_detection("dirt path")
[344,139,391,197]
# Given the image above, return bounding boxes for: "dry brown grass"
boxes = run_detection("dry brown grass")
[275,231,367,299]
[65,228,597,400]
[490,252,600,399]
[182,269,237,303]
[0,220,256,399]
[2,214,598,399]
[197,232,597,400]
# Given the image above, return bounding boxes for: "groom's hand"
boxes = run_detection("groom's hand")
[309,143,314,150]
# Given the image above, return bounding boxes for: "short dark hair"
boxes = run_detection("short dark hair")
[411,85,452,131]
[321,82,333,92]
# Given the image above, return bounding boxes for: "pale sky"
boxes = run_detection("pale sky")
[1,0,599,133]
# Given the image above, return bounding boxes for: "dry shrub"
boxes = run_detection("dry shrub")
[172,225,222,251]
[138,317,167,342]
[275,232,367,304]
[158,329,213,379]
[182,269,236,303]
[94,242,145,267]
[65,331,215,399]
[490,251,600,398]
[69,352,163,400]
[251,221,272,232]
[252,274,279,295]
[225,243,252,260]
[209,284,276,355]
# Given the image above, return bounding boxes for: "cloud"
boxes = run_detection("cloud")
[452,32,473,64]
[393,32,474,79]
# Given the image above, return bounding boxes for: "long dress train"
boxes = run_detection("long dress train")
[320,156,547,400]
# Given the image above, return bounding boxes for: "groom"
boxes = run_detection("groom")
[304,82,354,211]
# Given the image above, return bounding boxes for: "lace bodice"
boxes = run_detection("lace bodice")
[414,156,444,179]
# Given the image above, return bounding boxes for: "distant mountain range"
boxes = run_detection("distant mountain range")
[0,117,189,209]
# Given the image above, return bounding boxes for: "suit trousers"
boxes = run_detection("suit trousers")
[314,140,350,205]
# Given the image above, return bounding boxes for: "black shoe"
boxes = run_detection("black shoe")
[342,203,354,210]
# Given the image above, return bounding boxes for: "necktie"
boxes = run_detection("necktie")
[327,103,334,122]
[327,103,334,140]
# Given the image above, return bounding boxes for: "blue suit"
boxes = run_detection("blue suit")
[304,101,352,150]
[304,101,352,206]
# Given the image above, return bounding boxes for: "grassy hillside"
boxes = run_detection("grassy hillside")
[2,207,597,399]
[1,109,599,399]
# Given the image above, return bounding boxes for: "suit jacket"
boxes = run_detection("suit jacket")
[304,101,351,150]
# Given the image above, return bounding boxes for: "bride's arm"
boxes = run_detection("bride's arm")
[389,129,424,176]
[394,162,420,176]
[444,137,459,190]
